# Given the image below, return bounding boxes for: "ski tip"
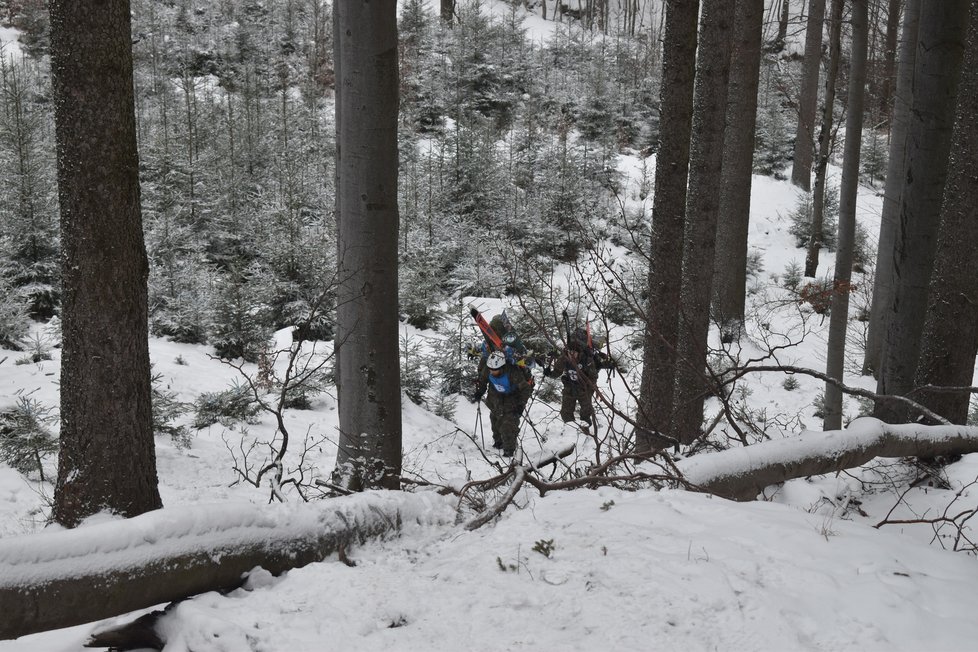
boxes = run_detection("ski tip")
[469,306,479,317]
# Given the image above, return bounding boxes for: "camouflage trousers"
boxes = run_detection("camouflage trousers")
[560,388,594,424]
[487,396,523,452]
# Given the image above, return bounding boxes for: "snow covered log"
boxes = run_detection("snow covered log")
[0,491,454,640]
[676,417,978,501]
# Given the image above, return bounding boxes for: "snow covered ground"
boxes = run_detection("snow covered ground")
[3,156,978,650]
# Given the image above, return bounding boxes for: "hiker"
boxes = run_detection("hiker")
[545,327,615,427]
[471,349,533,457]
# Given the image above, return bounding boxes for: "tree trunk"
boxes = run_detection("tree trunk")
[776,0,790,51]
[441,0,455,23]
[791,0,826,191]
[804,0,844,278]
[0,493,453,640]
[713,0,764,337]
[635,0,700,451]
[49,0,161,527]
[863,0,920,375]
[332,0,403,490]
[877,0,903,125]
[874,0,968,423]
[678,418,978,501]
[914,0,978,426]
[823,0,868,431]
[672,0,735,444]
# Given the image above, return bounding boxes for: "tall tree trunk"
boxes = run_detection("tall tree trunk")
[776,0,790,51]
[804,0,845,278]
[672,0,735,444]
[332,0,403,490]
[874,0,968,423]
[441,0,455,24]
[791,0,826,192]
[713,0,764,336]
[634,0,700,451]
[914,0,978,425]
[49,0,161,527]
[878,0,903,126]
[823,0,868,431]
[863,0,920,375]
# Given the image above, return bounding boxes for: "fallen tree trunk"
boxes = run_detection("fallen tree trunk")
[0,491,454,640]
[676,417,978,500]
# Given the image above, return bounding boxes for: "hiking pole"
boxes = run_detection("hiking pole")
[475,402,485,449]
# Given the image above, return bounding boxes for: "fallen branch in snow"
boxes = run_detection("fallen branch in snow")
[0,491,454,640]
[677,417,978,501]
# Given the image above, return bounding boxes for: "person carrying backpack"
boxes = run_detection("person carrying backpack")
[545,326,615,428]
[471,350,533,457]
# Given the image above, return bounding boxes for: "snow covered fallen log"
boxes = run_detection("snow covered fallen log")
[0,491,454,640]
[676,417,978,501]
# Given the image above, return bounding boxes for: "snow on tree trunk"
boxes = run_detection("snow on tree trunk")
[0,492,454,640]
[677,418,978,501]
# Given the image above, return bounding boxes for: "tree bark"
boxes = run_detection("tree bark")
[823,0,868,431]
[713,0,764,336]
[914,0,978,425]
[332,0,403,490]
[804,0,845,278]
[49,0,161,526]
[863,0,920,375]
[877,0,903,125]
[874,0,969,423]
[678,418,978,501]
[635,0,700,451]
[672,0,735,444]
[791,0,826,192]
[0,493,453,640]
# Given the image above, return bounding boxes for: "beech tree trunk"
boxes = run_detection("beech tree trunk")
[678,418,978,501]
[823,0,868,431]
[49,0,161,526]
[672,0,735,444]
[914,0,978,425]
[791,0,826,192]
[874,0,968,423]
[863,0,920,376]
[0,493,453,640]
[635,0,700,451]
[713,0,764,336]
[332,1,403,490]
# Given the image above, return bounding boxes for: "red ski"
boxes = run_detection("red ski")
[470,306,503,351]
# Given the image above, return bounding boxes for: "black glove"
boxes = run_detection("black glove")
[469,390,484,404]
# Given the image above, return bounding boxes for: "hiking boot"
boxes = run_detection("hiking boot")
[492,440,503,449]
[502,449,514,458]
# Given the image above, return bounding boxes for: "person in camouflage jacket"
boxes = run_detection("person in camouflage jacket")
[472,350,533,456]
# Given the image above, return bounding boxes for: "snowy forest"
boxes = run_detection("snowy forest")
[3,0,978,649]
